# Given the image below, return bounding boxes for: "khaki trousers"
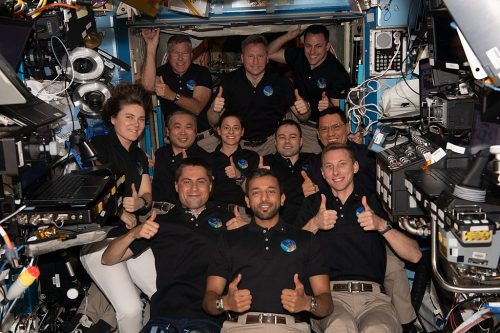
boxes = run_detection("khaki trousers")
[222,312,310,333]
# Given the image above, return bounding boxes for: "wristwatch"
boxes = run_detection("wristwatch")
[379,221,393,235]
[215,297,224,312]
[310,296,318,313]
[173,93,181,102]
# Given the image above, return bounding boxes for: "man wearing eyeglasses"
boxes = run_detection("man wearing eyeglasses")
[141,30,217,152]
[301,107,376,197]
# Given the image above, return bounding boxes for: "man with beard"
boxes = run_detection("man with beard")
[262,120,314,224]
[203,168,333,333]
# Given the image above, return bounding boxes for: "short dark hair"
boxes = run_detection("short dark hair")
[101,84,151,128]
[275,119,302,138]
[317,107,348,127]
[322,143,356,163]
[245,168,283,195]
[304,25,329,41]
[166,110,197,129]
[218,112,244,128]
[167,34,192,51]
[175,157,213,183]
[241,34,268,52]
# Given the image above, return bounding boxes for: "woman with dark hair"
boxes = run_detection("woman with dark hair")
[80,84,156,333]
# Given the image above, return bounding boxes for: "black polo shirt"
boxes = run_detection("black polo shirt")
[306,141,376,194]
[211,145,259,207]
[284,48,352,122]
[263,153,314,224]
[157,63,212,132]
[220,67,295,141]
[130,203,233,321]
[152,143,212,203]
[295,185,386,285]
[208,219,327,316]
[91,131,149,236]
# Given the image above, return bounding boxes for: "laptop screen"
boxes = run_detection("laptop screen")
[0,17,33,69]
[0,53,27,105]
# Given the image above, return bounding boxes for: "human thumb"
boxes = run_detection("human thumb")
[229,273,241,291]
[293,273,303,290]
[322,91,328,100]
[294,89,302,100]
[362,196,371,211]
[131,183,138,197]
[301,170,310,181]
[182,150,188,159]
[320,194,327,210]
[233,205,240,217]
[217,86,223,97]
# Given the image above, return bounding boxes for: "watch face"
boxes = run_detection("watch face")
[216,298,223,311]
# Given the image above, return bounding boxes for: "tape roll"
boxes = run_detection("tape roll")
[73,82,111,117]
[64,47,105,83]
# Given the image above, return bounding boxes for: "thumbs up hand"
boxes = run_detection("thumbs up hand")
[281,273,309,313]
[226,273,252,313]
[301,171,319,197]
[318,91,330,112]
[132,211,159,239]
[225,156,242,179]
[155,76,176,101]
[123,183,144,213]
[213,86,225,113]
[312,194,337,231]
[258,155,270,170]
[357,196,387,232]
[293,89,309,115]
[181,149,188,159]
[226,205,249,230]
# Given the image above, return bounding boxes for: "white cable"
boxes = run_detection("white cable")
[36,36,75,98]
[347,42,403,134]
[0,205,26,225]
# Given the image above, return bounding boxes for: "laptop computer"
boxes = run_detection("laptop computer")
[24,173,111,207]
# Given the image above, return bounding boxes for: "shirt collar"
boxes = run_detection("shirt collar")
[248,218,287,234]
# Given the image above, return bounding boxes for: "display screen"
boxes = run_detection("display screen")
[430,10,468,67]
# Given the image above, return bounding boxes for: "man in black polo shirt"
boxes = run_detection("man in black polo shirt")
[102,158,247,333]
[268,25,352,153]
[203,168,333,333]
[302,107,376,197]
[141,30,217,151]
[263,119,314,224]
[152,110,212,204]
[207,34,310,156]
[302,108,418,331]
[295,144,421,333]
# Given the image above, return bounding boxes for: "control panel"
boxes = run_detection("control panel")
[376,134,436,219]
[369,27,407,77]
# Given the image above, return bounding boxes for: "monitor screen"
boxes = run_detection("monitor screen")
[0,17,33,69]
[0,52,27,105]
[430,10,468,69]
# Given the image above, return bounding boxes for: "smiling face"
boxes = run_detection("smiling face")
[175,165,211,210]
[218,115,244,147]
[275,124,301,159]
[245,175,285,224]
[111,103,146,149]
[168,41,192,75]
[241,42,268,78]
[317,113,349,146]
[167,113,196,151]
[321,148,358,196]
[303,32,330,69]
